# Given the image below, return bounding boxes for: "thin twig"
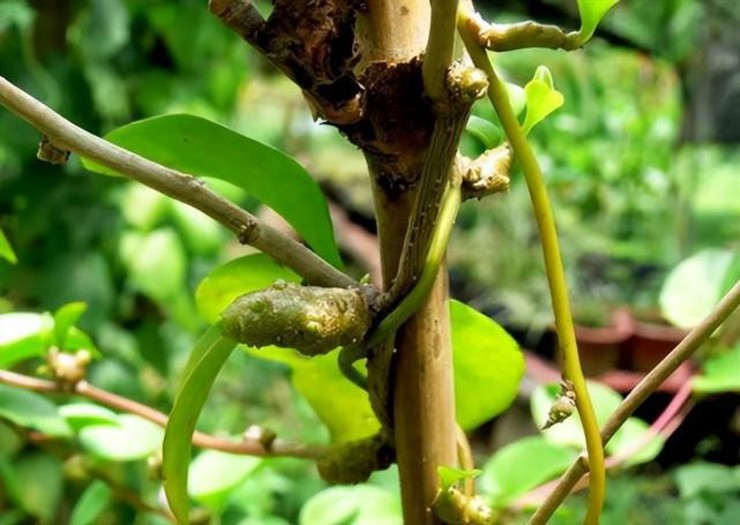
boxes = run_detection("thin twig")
[528,280,740,524]
[0,369,326,460]
[0,76,357,290]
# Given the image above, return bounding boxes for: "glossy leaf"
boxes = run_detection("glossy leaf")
[577,0,620,44]
[479,436,577,507]
[522,66,565,136]
[608,417,663,467]
[299,485,402,525]
[78,415,163,461]
[70,480,112,525]
[188,450,261,511]
[465,116,503,149]
[195,254,300,324]
[0,313,52,368]
[53,302,87,350]
[245,346,381,444]
[660,249,738,329]
[83,114,341,267]
[163,328,236,523]
[438,465,482,491]
[693,345,740,394]
[451,300,524,430]
[59,403,119,432]
[0,229,16,264]
[0,384,71,437]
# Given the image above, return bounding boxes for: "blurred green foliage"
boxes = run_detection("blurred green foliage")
[1,0,739,523]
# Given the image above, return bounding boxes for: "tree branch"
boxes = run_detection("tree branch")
[0,76,357,290]
[528,279,740,524]
[0,369,326,460]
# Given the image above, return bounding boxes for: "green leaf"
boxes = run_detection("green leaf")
[170,200,224,255]
[195,254,300,324]
[465,116,503,149]
[163,329,236,523]
[83,114,341,267]
[245,346,381,444]
[0,313,52,368]
[10,453,63,521]
[78,415,163,461]
[693,345,740,394]
[479,436,577,507]
[438,465,482,491]
[451,301,524,430]
[58,403,119,432]
[660,249,738,329]
[607,418,663,467]
[70,480,112,525]
[522,66,565,136]
[188,450,261,512]
[0,384,71,437]
[0,229,17,264]
[299,485,402,525]
[675,462,740,498]
[577,0,620,44]
[53,302,87,350]
[531,381,621,448]
[119,228,188,303]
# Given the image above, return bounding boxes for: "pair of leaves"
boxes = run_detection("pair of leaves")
[82,114,342,269]
[466,66,564,149]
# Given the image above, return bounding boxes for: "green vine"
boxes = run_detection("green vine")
[458,10,606,524]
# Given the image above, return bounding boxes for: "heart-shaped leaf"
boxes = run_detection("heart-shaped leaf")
[660,248,739,329]
[522,66,564,135]
[451,300,524,430]
[479,435,577,507]
[82,114,341,267]
[693,345,740,394]
[577,0,620,45]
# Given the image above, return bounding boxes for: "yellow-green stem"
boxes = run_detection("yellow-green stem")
[458,11,605,524]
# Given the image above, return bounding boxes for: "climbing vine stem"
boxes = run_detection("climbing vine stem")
[458,10,606,524]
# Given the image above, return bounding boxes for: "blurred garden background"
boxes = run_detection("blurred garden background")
[0,0,739,523]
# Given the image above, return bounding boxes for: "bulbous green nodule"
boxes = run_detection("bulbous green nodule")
[317,434,393,485]
[221,282,370,356]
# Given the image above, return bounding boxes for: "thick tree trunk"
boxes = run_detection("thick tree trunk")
[359,2,458,523]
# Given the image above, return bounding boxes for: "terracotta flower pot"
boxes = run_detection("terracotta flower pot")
[627,319,689,372]
[575,308,635,376]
